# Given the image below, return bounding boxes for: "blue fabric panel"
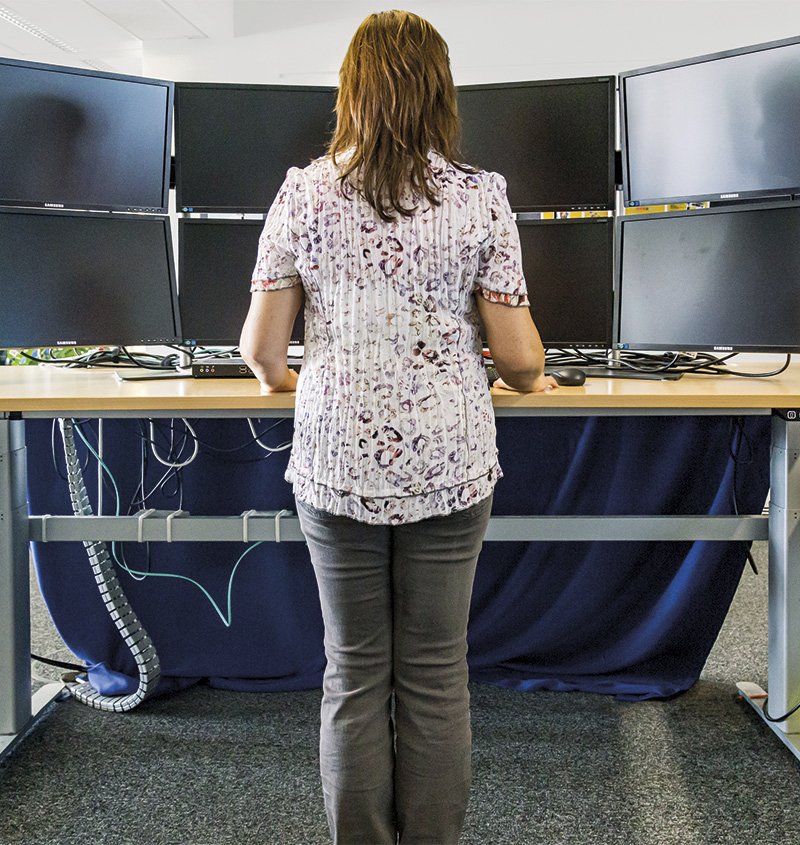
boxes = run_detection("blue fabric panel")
[27,414,770,701]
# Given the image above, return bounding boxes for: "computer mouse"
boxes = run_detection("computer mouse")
[548,367,587,387]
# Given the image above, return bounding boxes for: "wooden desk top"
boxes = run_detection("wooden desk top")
[1,363,799,414]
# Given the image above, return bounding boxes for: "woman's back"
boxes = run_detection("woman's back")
[252,152,525,523]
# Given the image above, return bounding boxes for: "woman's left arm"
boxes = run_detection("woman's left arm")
[239,287,304,393]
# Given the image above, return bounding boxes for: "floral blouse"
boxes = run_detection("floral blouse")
[251,152,529,525]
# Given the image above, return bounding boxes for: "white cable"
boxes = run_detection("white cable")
[247,418,292,453]
[148,419,199,468]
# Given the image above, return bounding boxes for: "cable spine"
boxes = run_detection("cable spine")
[59,419,161,712]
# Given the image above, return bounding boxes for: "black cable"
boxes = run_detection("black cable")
[728,417,758,575]
[31,653,86,672]
[699,354,791,379]
[118,346,178,371]
[542,349,791,379]
[15,349,55,365]
[164,344,240,361]
[761,695,800,723]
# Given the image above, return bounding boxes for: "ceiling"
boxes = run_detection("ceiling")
[1,0,800,85]
[0,0,232,75]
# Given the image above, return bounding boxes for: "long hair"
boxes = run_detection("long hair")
[328,10,468,222]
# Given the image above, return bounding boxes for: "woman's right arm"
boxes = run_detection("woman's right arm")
[476,298,554,392]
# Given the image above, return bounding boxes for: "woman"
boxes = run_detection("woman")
[240,10,555,843]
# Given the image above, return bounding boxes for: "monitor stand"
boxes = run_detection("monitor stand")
[582,366,683,381]
[114,368,192,381]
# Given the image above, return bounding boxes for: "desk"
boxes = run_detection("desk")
[1,365,799,761]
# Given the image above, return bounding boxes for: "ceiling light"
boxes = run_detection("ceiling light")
[0,5,78,53]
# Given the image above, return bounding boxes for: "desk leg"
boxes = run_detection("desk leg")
[738,413,800,759]
[0,417,32,737]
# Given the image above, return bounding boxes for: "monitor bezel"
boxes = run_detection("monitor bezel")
[613,199,800,354]
[456,76,617,212]
[0,55,174,215]
[619,34,800,208]
[516,216,614,349]
[177,216,304,347]
[174,82,337,214]
[0,206,181,350]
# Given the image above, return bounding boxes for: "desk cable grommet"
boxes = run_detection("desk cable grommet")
[136,508,157,543]
[165,509,188,543]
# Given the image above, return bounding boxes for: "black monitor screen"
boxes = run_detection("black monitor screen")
[616,202,800,353]
[457,78,616,211]
[0,57,172,213]
[0,209,179,349]
[621,35,800,206]
[175,84,336,213]
[517,218,613,349]
[178,219,304,346]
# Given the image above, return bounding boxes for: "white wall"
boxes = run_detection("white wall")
[142,0,800,85]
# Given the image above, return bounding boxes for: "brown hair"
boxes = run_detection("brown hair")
[328,9,468,221]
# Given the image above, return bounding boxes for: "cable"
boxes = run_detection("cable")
[140,418,293,465]
[72,421,268,626]
[31,653,86,672]
[247,418,292,452]
[761,695,800,723]
[117,346,178,371]
[541,348,792,379]
[728,417,758,575]
[698,354,791,379]
[51,418,89,479]
[148,419,199,468]
[59,418,161,712]
[72,423,150,581]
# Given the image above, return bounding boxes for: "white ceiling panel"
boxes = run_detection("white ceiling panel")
[0,0,143,71]
[168,0,235,39]
[0,1,139,52]
[85,0,207,40]
[0,35,22,57]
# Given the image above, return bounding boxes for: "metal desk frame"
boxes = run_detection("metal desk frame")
[2,400,798,762]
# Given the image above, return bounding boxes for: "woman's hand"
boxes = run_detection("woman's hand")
[260,366,299,394]
[494,374,558,393]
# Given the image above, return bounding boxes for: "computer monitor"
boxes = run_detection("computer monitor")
[620,35,800,207]
[0,208,179,349]
[0,57,172,213]
[516,218,614,349]
[178,218,304,347]
[174,83,336,213]
[615,201,800,353]
[457,77,616,212]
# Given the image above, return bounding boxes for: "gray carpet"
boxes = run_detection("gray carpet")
[3,542,800,845]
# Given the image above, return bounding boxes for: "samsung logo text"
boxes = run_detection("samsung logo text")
[713,346,733,351]
[719,193,739,199]
[44,202,64,208]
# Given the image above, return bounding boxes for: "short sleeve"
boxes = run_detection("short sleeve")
[473,172,529,308]
[250,167,304,292]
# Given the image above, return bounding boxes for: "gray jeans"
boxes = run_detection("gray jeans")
[296,495,493,845]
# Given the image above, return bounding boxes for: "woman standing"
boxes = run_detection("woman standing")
[240,10,555,843]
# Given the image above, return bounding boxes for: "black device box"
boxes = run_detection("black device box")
[191,357,254,378]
